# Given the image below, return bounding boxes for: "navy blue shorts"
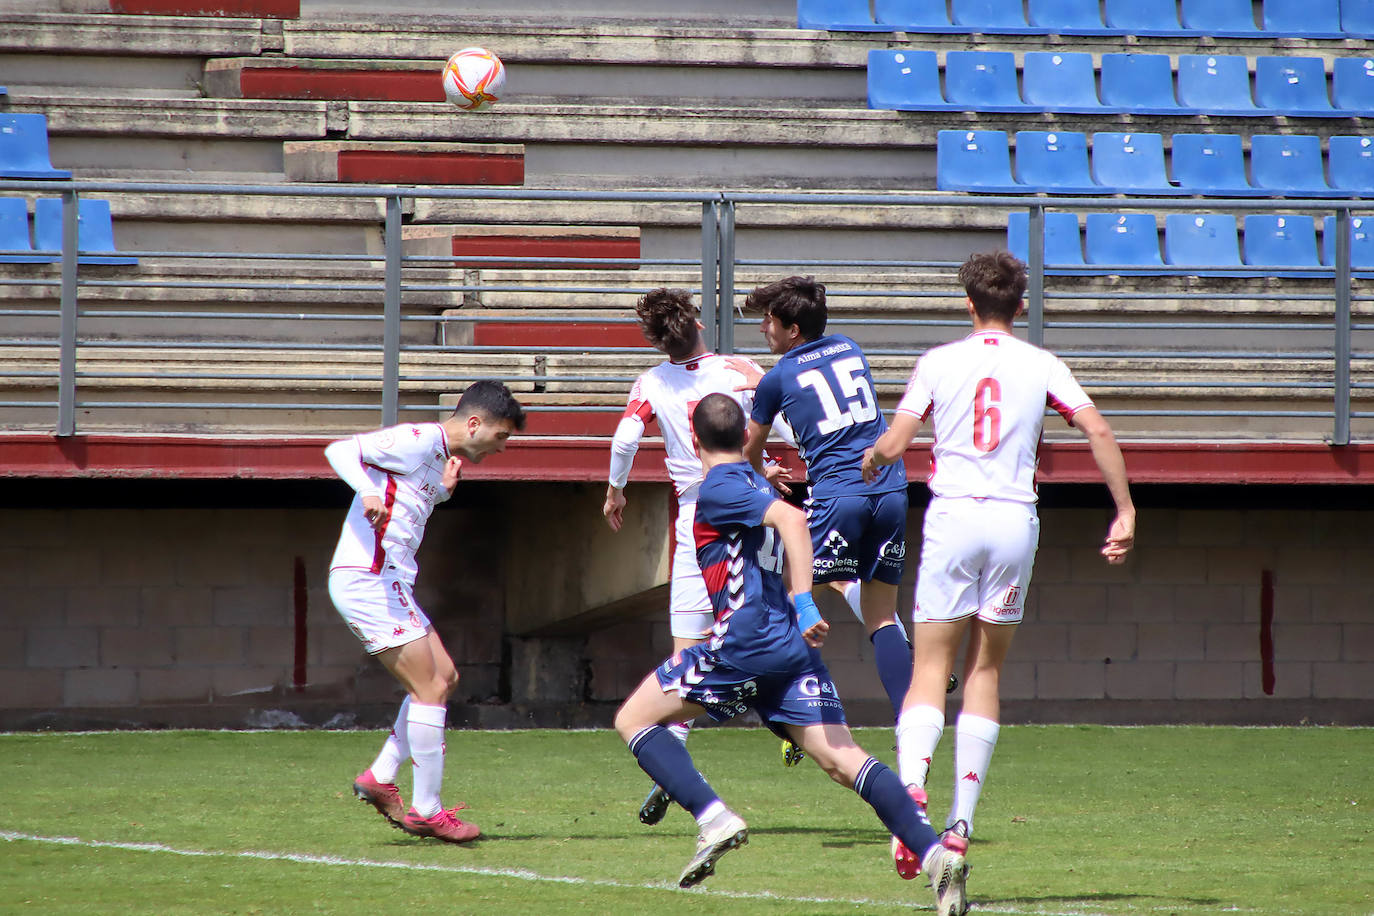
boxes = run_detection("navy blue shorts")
[655,644,847,728]
[805,489,908,585]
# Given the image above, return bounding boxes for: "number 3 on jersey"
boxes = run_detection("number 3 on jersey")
[973,377,1001,452]
[796,356,877,435]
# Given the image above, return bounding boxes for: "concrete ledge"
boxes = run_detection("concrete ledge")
[282,140,525,185]
[0,12,266,55]
[10,94,334,140]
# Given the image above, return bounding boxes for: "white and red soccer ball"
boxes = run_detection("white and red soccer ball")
[442,47,506,111]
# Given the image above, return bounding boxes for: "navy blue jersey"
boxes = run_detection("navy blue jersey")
[693,461,811,675]
[750,334,906,499]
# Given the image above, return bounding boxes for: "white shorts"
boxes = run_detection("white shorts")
[670,499,714,640]
[913,496,1040,625]
[328,566,432,655]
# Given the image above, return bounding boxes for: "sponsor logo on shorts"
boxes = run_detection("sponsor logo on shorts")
[880,539,906,561]
[821,529,849,555]
[393,625,407,636]
[798,675,838,698]
[1003,586,1021,606]
[814,555,859,576]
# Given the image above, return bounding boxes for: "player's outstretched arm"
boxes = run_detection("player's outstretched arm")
[763,499,828,646]
[1072,406,1136,564]
[862,412,922,483]
[324,438,388,530]
[603,484,627,532]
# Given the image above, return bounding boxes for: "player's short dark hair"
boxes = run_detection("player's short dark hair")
[454,379,526,430]
[958,251,1027,323]
[743,276,827,342]
[635,287,700,360]
[692,393,745,452]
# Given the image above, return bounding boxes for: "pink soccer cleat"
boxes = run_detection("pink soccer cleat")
[400,804,481,843]
[353,769,405,826]
[941,819,971,855]
[893,784,930,880]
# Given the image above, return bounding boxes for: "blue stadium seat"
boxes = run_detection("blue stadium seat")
[1344,2,1374,39]
[1007,211,1087,270]
[1322,215,1374,275]
[1328,136,1374,194]
[1014,131,1099,193]
[0,197,55,264]
[937,130,1028,192]
[867,50,965,110]
[1177,55,1268,116]
[950,0,1045,32]
[1100,54,1198,115]
[1163,214,1245,274]
[1332,58,1374,114]
[33,197,139,266]
[797,0,891,30]
[1022,52,1109,113]
[944,51,1034,112]
[1091,132,1186,195]
[1085,213,1167,272]
[1179,0,1261,35]
[1026,0,1115,34]
[0,113,72,179]
[1262,0,1343,38]
[873,0,963,31]
[1250,134,1340,197]
[1243,214,1323,276]
[1103,0,1185,35]
[1170,133,1256,196]
[1254,57,1340,118]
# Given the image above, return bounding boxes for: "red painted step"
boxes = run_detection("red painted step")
[471,322,649,349]
[283,142,524,186]
[239,67,442,102]
[405,226,641,270]
[111,0,298,16]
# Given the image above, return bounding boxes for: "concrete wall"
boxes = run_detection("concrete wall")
[1,484,1371,729]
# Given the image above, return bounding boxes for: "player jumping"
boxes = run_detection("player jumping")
[614,394,968,915]
[326,381,526,844]
[863,251,1134,870]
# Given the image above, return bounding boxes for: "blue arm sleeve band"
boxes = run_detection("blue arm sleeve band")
[793,592,822,631]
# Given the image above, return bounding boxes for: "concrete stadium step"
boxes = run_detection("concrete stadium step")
[282,141,524,185]
[0,12,269,56]
[402,224,641,270]
[110,0,298,18]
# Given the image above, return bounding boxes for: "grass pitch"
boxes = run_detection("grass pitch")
[2,725,1370,915]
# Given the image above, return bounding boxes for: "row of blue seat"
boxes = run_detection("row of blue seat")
[0,197,137,265]
[941,130,1374,196]
[802,0,1374,37]
[0,113,71,179]
[869,51,1374,117]
[1008,212,1372,274]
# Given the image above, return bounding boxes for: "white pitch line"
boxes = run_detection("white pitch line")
[1,830,1223,916]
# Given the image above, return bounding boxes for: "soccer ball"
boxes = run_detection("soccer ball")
[442,47,506,111]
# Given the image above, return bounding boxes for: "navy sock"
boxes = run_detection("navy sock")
[628,725,720,819]
[854,757,938,860]
[870,624,913,722]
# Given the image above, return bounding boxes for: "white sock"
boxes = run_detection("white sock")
[369,697,411,784]
[896,704,945,788]
[407,701,448,818]
[667,719,693,745]
[842,580,909,641]
[695,799,727,827]
[950,713,1000,832]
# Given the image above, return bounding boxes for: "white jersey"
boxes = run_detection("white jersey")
[896,329,1093,503]
[609,353,758,499]
[328,422,453,583]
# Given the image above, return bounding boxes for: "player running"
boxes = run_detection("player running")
[863,251,1134,871]
[614,394,968,915]
[326,380,526,843]
[737,276,913,727]
[603,287,792,824]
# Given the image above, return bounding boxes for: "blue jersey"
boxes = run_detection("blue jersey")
[693,461,811,675]
[750,334,906,499]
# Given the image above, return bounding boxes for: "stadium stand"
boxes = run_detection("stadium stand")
[1013,130,1099,193]
[865,49,966,111]
[1249,134,1339,197]
[1263,0,1345,39]
[0,112,71,179]
[1026,0,1116,35]
[1102,0,1184,35]
[1254,56,1345,117]
[1162,213,1245,273]
[949,0,1042,33]
[1328,135,1374,193]
[797,0,887,29]
[1332,57,1374,112]
[1098,53,1198,115]
[1090,132,1185,195]
[943,50,1034,111]
[1178,0,1262,36]
[1323,214,1374,273]
[0,196,55,264]
[32,197,138,266]
[1242,214,1325,276]
[872,0,963,31]
[1170,133,1259,196]
[1084,212,1167,271]
[935,129,1027,191]
[1021,51,1110,113]
[1005,210,1087,268]
[1176,54,1270,116]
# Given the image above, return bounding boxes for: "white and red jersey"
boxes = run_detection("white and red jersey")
[327,422,453,583]
[896,329,1093,503]
[609,353,757,499]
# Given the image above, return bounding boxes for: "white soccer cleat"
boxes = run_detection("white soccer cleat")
[678,810,748,888]
[923,842,970,916]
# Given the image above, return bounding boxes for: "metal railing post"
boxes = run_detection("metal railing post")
[57,190,79,436]
[700,200,719,352]
[1026,204,1045,348]
[718,199,736,355]
[1334,207,1352,446]
[382,194,403,427]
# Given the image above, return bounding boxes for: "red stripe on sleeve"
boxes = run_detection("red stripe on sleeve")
[622,398,654,423]
[369,474,398,574]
